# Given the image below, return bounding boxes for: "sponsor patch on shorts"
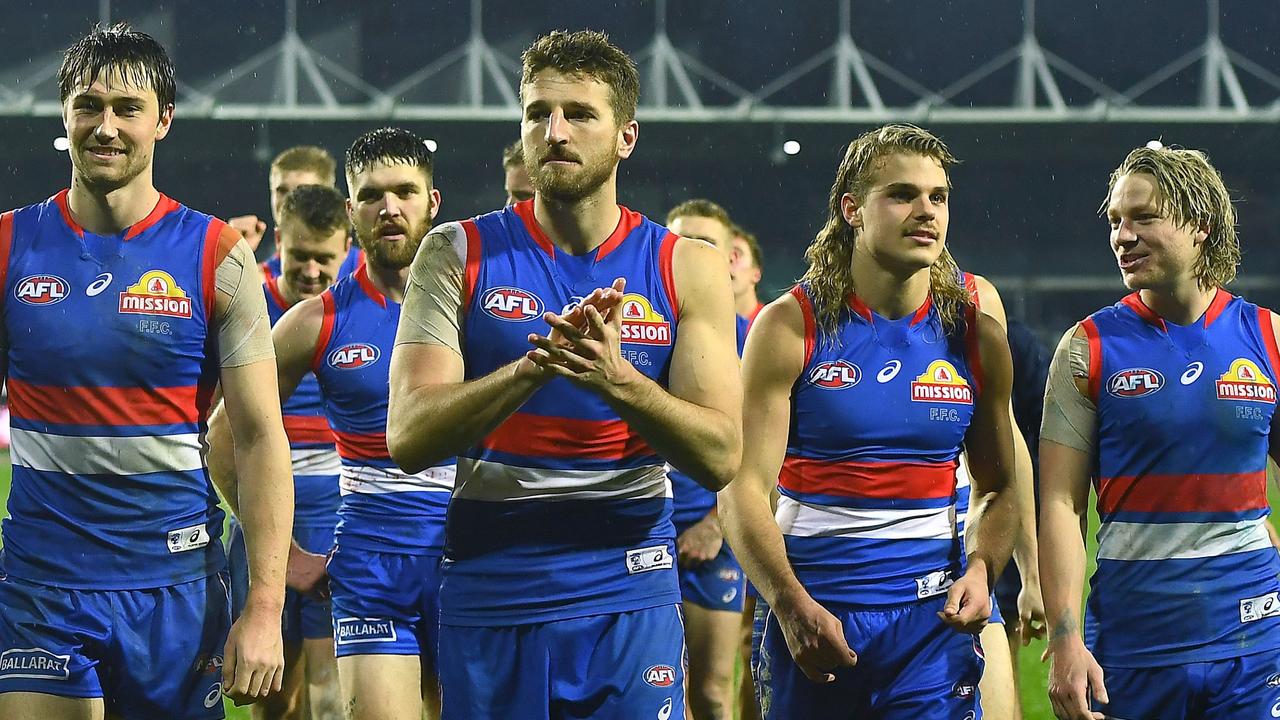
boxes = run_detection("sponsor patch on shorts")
[644,664,677,687]
[335,617,397,645]
[167,524,211,553]
[1240,591,1280,623]
[626,545,674,575]
[914,569,954,599]
[0,648,71,680]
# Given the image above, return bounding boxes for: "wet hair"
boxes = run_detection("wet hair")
[521,30,640,125]
[502,139,524,169]
[272,146,337,186]
[802,124,968,334]
[279,184,349,236]
[59,22,176,109]
[1102,144,1239,289]
[666,198,733,229]
[345,127,435,187]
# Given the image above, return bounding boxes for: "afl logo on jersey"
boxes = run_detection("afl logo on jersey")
[482,287,543,321]
[910,360,973,404]
[1106,368,1164,398]
[118,270,193,319]
[643,665,677,688]
[14,275,69,306]
[329,343,381,370]
[1216,358,1276,403]
[619,293,672,346]
[807,360,861,389]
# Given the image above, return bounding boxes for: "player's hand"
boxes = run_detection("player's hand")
[1017,573,1047,644]
[229,214,268,251]
[773,587,857,683]
[525,281,640,393]
[1047,635,1108,720]
[285,540,329,600]
[222,601,285,705]
[515,279,625,380]
[937,566,991,635]
[676,513,723,568]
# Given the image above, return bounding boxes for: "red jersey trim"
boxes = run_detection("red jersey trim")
[1258,308,1280,383]
[779,456,959,500]
[594,206,643,262]
[259,261,275,283]
[481,412,654,461]
[964,303,984,395]
[1203,287,1231,327]
[311,291,337,372]
[354,262,387,308]
[1097,471,1267,515]
[1081,318,1102,403]
[0,211,14,312]
[123,194,181,240]
[201,219,241,319]
[789,285,817,370]
[283,415,335,445]
[9,378,201,426]
[963,272,980,306]
[265,274,290,312]
[658,232,680,322]
[1120,293,1167,331]
[747,302,765,328]
[53,190,82,237]
[333,429,391,462]
[511,200,555,257]
[461,219,482,313]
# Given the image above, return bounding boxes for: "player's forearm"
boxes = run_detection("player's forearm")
[719,477,806,609]
[387,359,545,473]
[1039,497,1089,645]
[965,483,1019,589]
[1009,430,1040,582]
[603,371,741,491]
[205,405,241,517]
[234,428,293,611]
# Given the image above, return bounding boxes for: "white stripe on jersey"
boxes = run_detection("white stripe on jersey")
[339,464,455,495]
[775,495,957,541]
[956,452,972,490]
[1097,516,1272,561]
[454,458,671,502]
[291,447,341,476]
[11,428,202,475]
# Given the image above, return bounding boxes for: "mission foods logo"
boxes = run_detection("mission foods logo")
[482,287,543,321]
[119,270,192,319]
[910,360,973,404]
[807,360,861,389]
[1107,368,1163,398]
[329,343,380,370]
[620,293,672,346]
[14,274,69,306]
[1216,358,1276,403]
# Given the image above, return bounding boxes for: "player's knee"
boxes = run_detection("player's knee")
[688,676,733,720]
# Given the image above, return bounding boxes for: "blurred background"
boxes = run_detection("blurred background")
[1,0,1277,343]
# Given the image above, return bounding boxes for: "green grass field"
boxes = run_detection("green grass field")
[0,456,1273,719]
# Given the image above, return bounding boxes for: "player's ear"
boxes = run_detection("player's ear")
[154,103,174,141]
[840,193,862,229]
[1193,223,1209,246]
[429,188,442,221]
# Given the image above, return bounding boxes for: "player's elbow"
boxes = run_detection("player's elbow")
[695,438,743,492]
[387,421,432,475]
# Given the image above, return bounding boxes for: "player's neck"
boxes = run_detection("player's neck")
[1138,282,1217,326]
[734,289,761,318]
[851,248,930,320]
[366,261,408,304]
[533,184,621,256]
[67,173,160,236]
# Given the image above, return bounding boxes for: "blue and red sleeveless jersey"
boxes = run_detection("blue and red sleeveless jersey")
[669,317,748,533]
[443,200,682,626]
[260,245,363,283]
[264,275,340,530]
[1081,290,1280,667]
[311,263,454,555]
[0,190,238,589]
[779,284,981,606]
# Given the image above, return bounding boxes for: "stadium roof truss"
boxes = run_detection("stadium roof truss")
[1,0,1277,123]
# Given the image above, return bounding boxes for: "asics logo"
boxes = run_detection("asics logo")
[86,272,113,297]
[877,359,902,383]
[1181,361,1203,385]
[657,697,674,720]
